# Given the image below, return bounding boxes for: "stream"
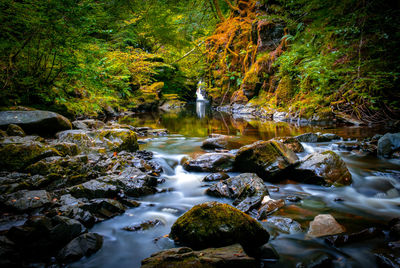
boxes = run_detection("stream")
[72,102,400,267]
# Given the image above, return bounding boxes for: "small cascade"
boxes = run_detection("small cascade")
[196,80,206,101]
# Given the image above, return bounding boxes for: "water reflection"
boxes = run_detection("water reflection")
[196,100,206,118]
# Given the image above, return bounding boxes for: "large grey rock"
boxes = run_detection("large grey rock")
[57,233,103,263]
[67,180,118,199]
[183,153,235,172]
[378,133,400,158]
[295,151,352,186]
[234,140,298,181]
[206,173,269,213]
[169,202,269,252]
[0,110,72,136]
[141,244,257,268]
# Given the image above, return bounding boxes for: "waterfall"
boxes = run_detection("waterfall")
[196,80,206,101]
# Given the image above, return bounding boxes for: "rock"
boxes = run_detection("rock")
[51,142,80,156]
[123,219,163,232]
[6,124,25,137]
[306,214,345,238]
[389,218,400,239]
[67,180,118,199]
[141,244,256,268]
[6,215,85,260]
[257,243,279,261]
[0,110,72,136]
[206,173,269,213]
[274,137,304,153]
[257,196,285,220]
[203,172,230,182]
[100,167,158,197]
[56,130,95,149]
[318,133,341,142]
[72,119,105,130]
[234,140,298,181]
[81,198,126,219]
[159,99,186,112]
[93,128,139,152]
[378,133,400,158]
[183,153,235,172]
[2,190,51,211]
[201,134,244,150]
[169,202,269,252]
[53,197,95,227]
[0,130,7,137]
[0,142,59,171]
[262,216,302,236]
[57,233,103,263]
[296,133,318,143]
[295,151,352,186]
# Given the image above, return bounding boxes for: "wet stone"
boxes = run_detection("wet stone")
[123,219,163,232]
[57,233,103,263]
[306,214,346,239]
[2,190,52,212]
[203,172,230,182]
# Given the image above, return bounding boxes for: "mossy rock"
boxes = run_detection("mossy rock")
[275,76,293,107]
[295,151,352,186]
[169,202,269,253]
[274,137,304,153]
[0,142,59,171]
[6,124,25,137]
[234,140,299,181]
[94,129,138,152]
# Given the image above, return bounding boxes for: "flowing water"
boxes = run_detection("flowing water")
[72,104,400,268]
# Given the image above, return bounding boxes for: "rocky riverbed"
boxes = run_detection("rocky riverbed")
[0,109,399,267]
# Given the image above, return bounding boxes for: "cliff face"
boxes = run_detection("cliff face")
[205,0,400,124]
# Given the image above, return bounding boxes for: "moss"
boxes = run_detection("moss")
[275,75,293,107]
[169,202,269,252]
[0,142,48,171]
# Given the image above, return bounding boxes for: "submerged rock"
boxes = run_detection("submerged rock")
[206,173,269,213]
[169,202,269,252]
[295,151,352,186]
[141,244,257,268]
[183,153,235,172]
[123,219,163,232]
[306,214,345,238]
[0,110,72,136]
[57,233,103,263]
[262,216,302,235]
[234,140,298,181]
[377,133,400,158]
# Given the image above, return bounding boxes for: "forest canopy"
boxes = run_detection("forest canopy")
[1,0,399,122]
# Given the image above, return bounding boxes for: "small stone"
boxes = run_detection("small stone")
[306,214,345,239]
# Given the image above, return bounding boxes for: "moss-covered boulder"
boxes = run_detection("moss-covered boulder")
[0,142,60,171]
[56,130,95,149]
[72,119,105,130]
[183,153,235,172]
[169,202,269,253]
[234,140,298,181]
[141,244,257,268]
[0,110,72,136]
[206,173,269,213]
[294,151,352,186]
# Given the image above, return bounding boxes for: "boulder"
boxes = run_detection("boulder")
[234,141,298,181]
[306,214,345,238]
[51,142,80,156]
[274,137,304,153]
[201,134,244,150]
[141,244,257,268]
[295,151,352,186]
[123,219,163,232]
[206,173,269,213]
[56,130,95,149]
[93,128,139,152]
[2,190,52,211]
[57,233,103,263]
[6,124,25,137]
[0,110,72,136]
[377,133,400,158]
[183,153,235,172]
[81,198,126,219]
[203,172,230,182]
[169,202,269,252]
